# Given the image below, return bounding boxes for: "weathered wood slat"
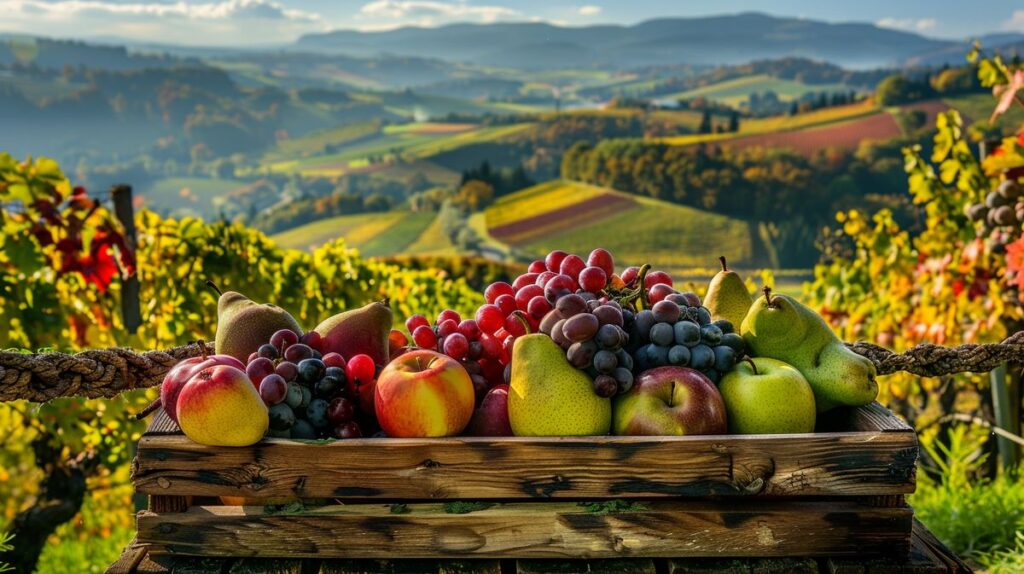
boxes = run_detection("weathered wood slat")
[133,429,916,500]
[146,410,181,435]
[136,500,913,560]
[319,559,439,574]
[105,539,148,574]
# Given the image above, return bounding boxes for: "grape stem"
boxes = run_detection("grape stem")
[614,264,652,310]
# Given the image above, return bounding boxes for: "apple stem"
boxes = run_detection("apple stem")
[719,256,728,272]
[135,398,162,420]
[744,357,758,375]
[762,286,776,309]
[205,279,223,297]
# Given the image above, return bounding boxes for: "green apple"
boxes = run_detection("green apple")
[718,357,816,434]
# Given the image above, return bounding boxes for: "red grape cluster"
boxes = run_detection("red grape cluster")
[245,329,377,439]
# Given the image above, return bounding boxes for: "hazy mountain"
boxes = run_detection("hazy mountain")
[0,35,196,70]
[295,12,956,70]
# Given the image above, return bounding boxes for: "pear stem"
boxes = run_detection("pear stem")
[762,286,777,309]
[380,297,391,308]
[719,256,728,272]
[744,356,758,376]
[205,279,223,297]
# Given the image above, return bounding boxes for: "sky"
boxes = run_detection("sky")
[0,0,1023,47]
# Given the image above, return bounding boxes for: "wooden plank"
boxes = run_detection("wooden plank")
[105,539,148,574]
[911,519,973,573]
[134,428,917,500]
[137,500,912,560]
[135,553,176,573]
[146,410,180,435]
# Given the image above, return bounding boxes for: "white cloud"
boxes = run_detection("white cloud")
[359,1,518,23]
[577,5,601,17]
[876,17,938,33]
[1003,10,1024,31]
[0,0,325,45]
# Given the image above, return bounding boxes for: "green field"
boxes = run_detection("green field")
[271,211,437,256]
[484,180,760,269]
[664,74,851,106]
[265,121,382,161]
[138,177,250,219]
[944,93,1024,131]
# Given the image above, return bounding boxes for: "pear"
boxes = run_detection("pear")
[508,334,611,436]
[741,287,877,412]
[705,256,751,329]
[313,299,393,366]
[210,281,303,363]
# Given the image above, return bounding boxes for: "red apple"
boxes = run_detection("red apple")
[161,353,245,423]
[612,366,727,436]
[374,350,475,437]
[176,365,268,446]
[465,384,513,436]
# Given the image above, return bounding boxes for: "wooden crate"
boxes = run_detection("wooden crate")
[131,402,918,560]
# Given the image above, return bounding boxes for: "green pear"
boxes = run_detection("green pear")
[211,281,303,363]
[313,299,393,366]
[508,334,611,436]
[741,287,877,412]
[704,256,751,329]
[718,357,816,434]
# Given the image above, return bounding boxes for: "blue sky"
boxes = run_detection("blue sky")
[1,0,1022,46]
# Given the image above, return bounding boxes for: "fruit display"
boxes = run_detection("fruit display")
[741,287,878,412]
[374,349,475,437]
[718,358,816,434]
[612,366,727,436]
[169,246,879,445]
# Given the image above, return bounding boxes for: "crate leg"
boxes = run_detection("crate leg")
[148,495,190,513]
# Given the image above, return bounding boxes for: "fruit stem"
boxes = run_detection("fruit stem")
[719,256,728,272]
[762,286,776,309]
[635,264,652,308]
[744,357,758,376]
[135,398,162,420]
[196,339,208,360]
[205,279,223,296]
[380,297,390,308]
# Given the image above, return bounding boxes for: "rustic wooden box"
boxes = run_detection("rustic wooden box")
[131,402,918,560]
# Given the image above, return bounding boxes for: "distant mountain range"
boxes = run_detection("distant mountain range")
[295,12,1024,70]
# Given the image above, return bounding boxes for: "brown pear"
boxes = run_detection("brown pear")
[210,281,303,363]
[314,299,393,366]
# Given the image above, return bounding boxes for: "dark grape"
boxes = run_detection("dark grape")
[681,292,702,307]
[612,368,634,393]
[259,374,288,406]
[270,329,299,350]
[563,313,599,342]
[284,343,314,363]
[332,421,363,439]
[328,397,356,424]
[257,344,279,360]
[468,341,483,360]
[299,386,312,409]
[700,324,723,346]
[555,293,587,317]
[668,345,691,366]
[634,309,655,338]
[539,310,563,335]
[314,376,341,397]
[646,344,669,367]
[651,300,682,323]
[578,291,598,302]
[615,349,634,371]
[703,369,721,384]
[690,344,714,370]
[290,419,317,440]
[593,302,622,325]
[650,322,674,346]
[284,383,304,409]
[268,403,296,431]
[306,398,331,429]
[298,358,326,384]
[593,350,618,374]
[300,331,322,352]
[566,340,598,369]
[545,274,576,302]
[695,307,712,326]
[674,321,701,346]
[323,353,346,368]
[596,323,622,349]
[275,361,298,382]
[712,319,734,334]
[324,366,346,381]
[586,299,601,312]
[470,374,489,401]
[713,345,737,372]
[593,375,618,398]
[720,333,745,353]
[246,357,275,386]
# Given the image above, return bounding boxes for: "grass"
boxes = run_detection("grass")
[138,177,248,219]
[657,99,880,146]
[485,180,757,269]
[663,74,851,106]
[265,121,381,161]
[271,211,438,256]
[405,213,456,255]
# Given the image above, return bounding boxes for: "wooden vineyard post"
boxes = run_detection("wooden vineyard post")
[111,184,141,334]
[990,364,1021,472]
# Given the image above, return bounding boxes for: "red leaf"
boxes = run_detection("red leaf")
[1005,236,1024,291]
